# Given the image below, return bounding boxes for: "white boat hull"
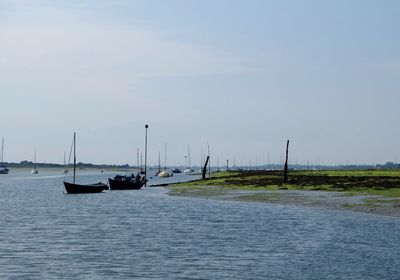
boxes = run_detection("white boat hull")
[159,171,172,178]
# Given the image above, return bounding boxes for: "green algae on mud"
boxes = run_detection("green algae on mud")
[168,170,400,217]
[172,169,400,197]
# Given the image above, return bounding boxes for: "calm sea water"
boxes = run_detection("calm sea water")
[0,170,400,279]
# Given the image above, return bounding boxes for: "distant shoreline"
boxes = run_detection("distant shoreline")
[1,162,132,169]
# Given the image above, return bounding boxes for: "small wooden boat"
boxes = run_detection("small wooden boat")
[172,168,181,173]
[0,166,8,174]
[63,132,107,194]
[108,174,146,190]
[64,181,108,193]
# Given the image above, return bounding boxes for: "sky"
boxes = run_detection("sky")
[0,0,399,166]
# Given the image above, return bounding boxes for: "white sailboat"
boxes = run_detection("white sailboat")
[31,147,38,174]
[0,138,9,174]
[159,143,172,178]
[155,151,161,176]
[183,145,193,174]
[158,170,172,178]
[62,151,68,173]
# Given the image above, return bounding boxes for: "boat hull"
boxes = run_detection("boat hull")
[0,167,9,174]
[108,177,145,190]
[159,171,172,178]
[64,182,108,194]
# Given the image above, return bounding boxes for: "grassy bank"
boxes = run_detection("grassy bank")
[171,169,400,196]
[169,170,400,217]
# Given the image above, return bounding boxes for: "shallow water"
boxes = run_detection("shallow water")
[0,170,400,279]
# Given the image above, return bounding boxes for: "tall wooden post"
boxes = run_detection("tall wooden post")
[73,132,76,184]
[202,156,210,180]
[284,140,289,183]
[144,124,148,186]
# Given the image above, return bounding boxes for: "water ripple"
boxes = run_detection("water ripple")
[0,172,400,279]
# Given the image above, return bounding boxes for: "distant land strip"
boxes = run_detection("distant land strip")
[2,161,400,170]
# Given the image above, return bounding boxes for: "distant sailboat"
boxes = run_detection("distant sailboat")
[0,138,9,174]
[63,132,108,194]
[155,151,161,176]
[159,143,172,178]
[30,147,38,174]
[158,170,172,178]
[62,151,68,174]
[183,145,193,174]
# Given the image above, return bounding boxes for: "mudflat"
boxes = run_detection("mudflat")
[169,170,400,217]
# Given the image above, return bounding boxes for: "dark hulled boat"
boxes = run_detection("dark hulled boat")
[63,132,108,194]
[64,181,108,193]
[0,166,9,174]
[108,174,146,190]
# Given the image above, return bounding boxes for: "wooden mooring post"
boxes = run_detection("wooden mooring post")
[283,140,289,183]
[202,156,210,180]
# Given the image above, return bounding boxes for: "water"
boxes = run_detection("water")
[0,170,400,279]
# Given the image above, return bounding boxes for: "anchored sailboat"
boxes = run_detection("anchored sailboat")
[63,132,108,194]
[30,147,38,174]
[159,143,172,178]
[62,151,68,173]
[0,138,9,174]
[183,145,193,174]
[154,151,161,176]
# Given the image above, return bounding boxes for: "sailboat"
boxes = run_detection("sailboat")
[62,151,68,173]
[155,151,161,176]
[63,132,108,194]
[31,147,38,174]
[159,143,172,178]
[0,138,9,174]
[183,145,193,174]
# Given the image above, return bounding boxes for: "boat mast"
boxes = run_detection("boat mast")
[185,155,187,169]
[158,151,161,173]
[34,147,37,169]
[164,143,167,170]
[188,145,191,170]
[1,138,4,165]
[136,148,139,172]
[73,132,76,184]
[201,147,203,169]
[144,124,148,186]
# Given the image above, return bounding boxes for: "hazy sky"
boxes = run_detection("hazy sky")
[1,0,399,166]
